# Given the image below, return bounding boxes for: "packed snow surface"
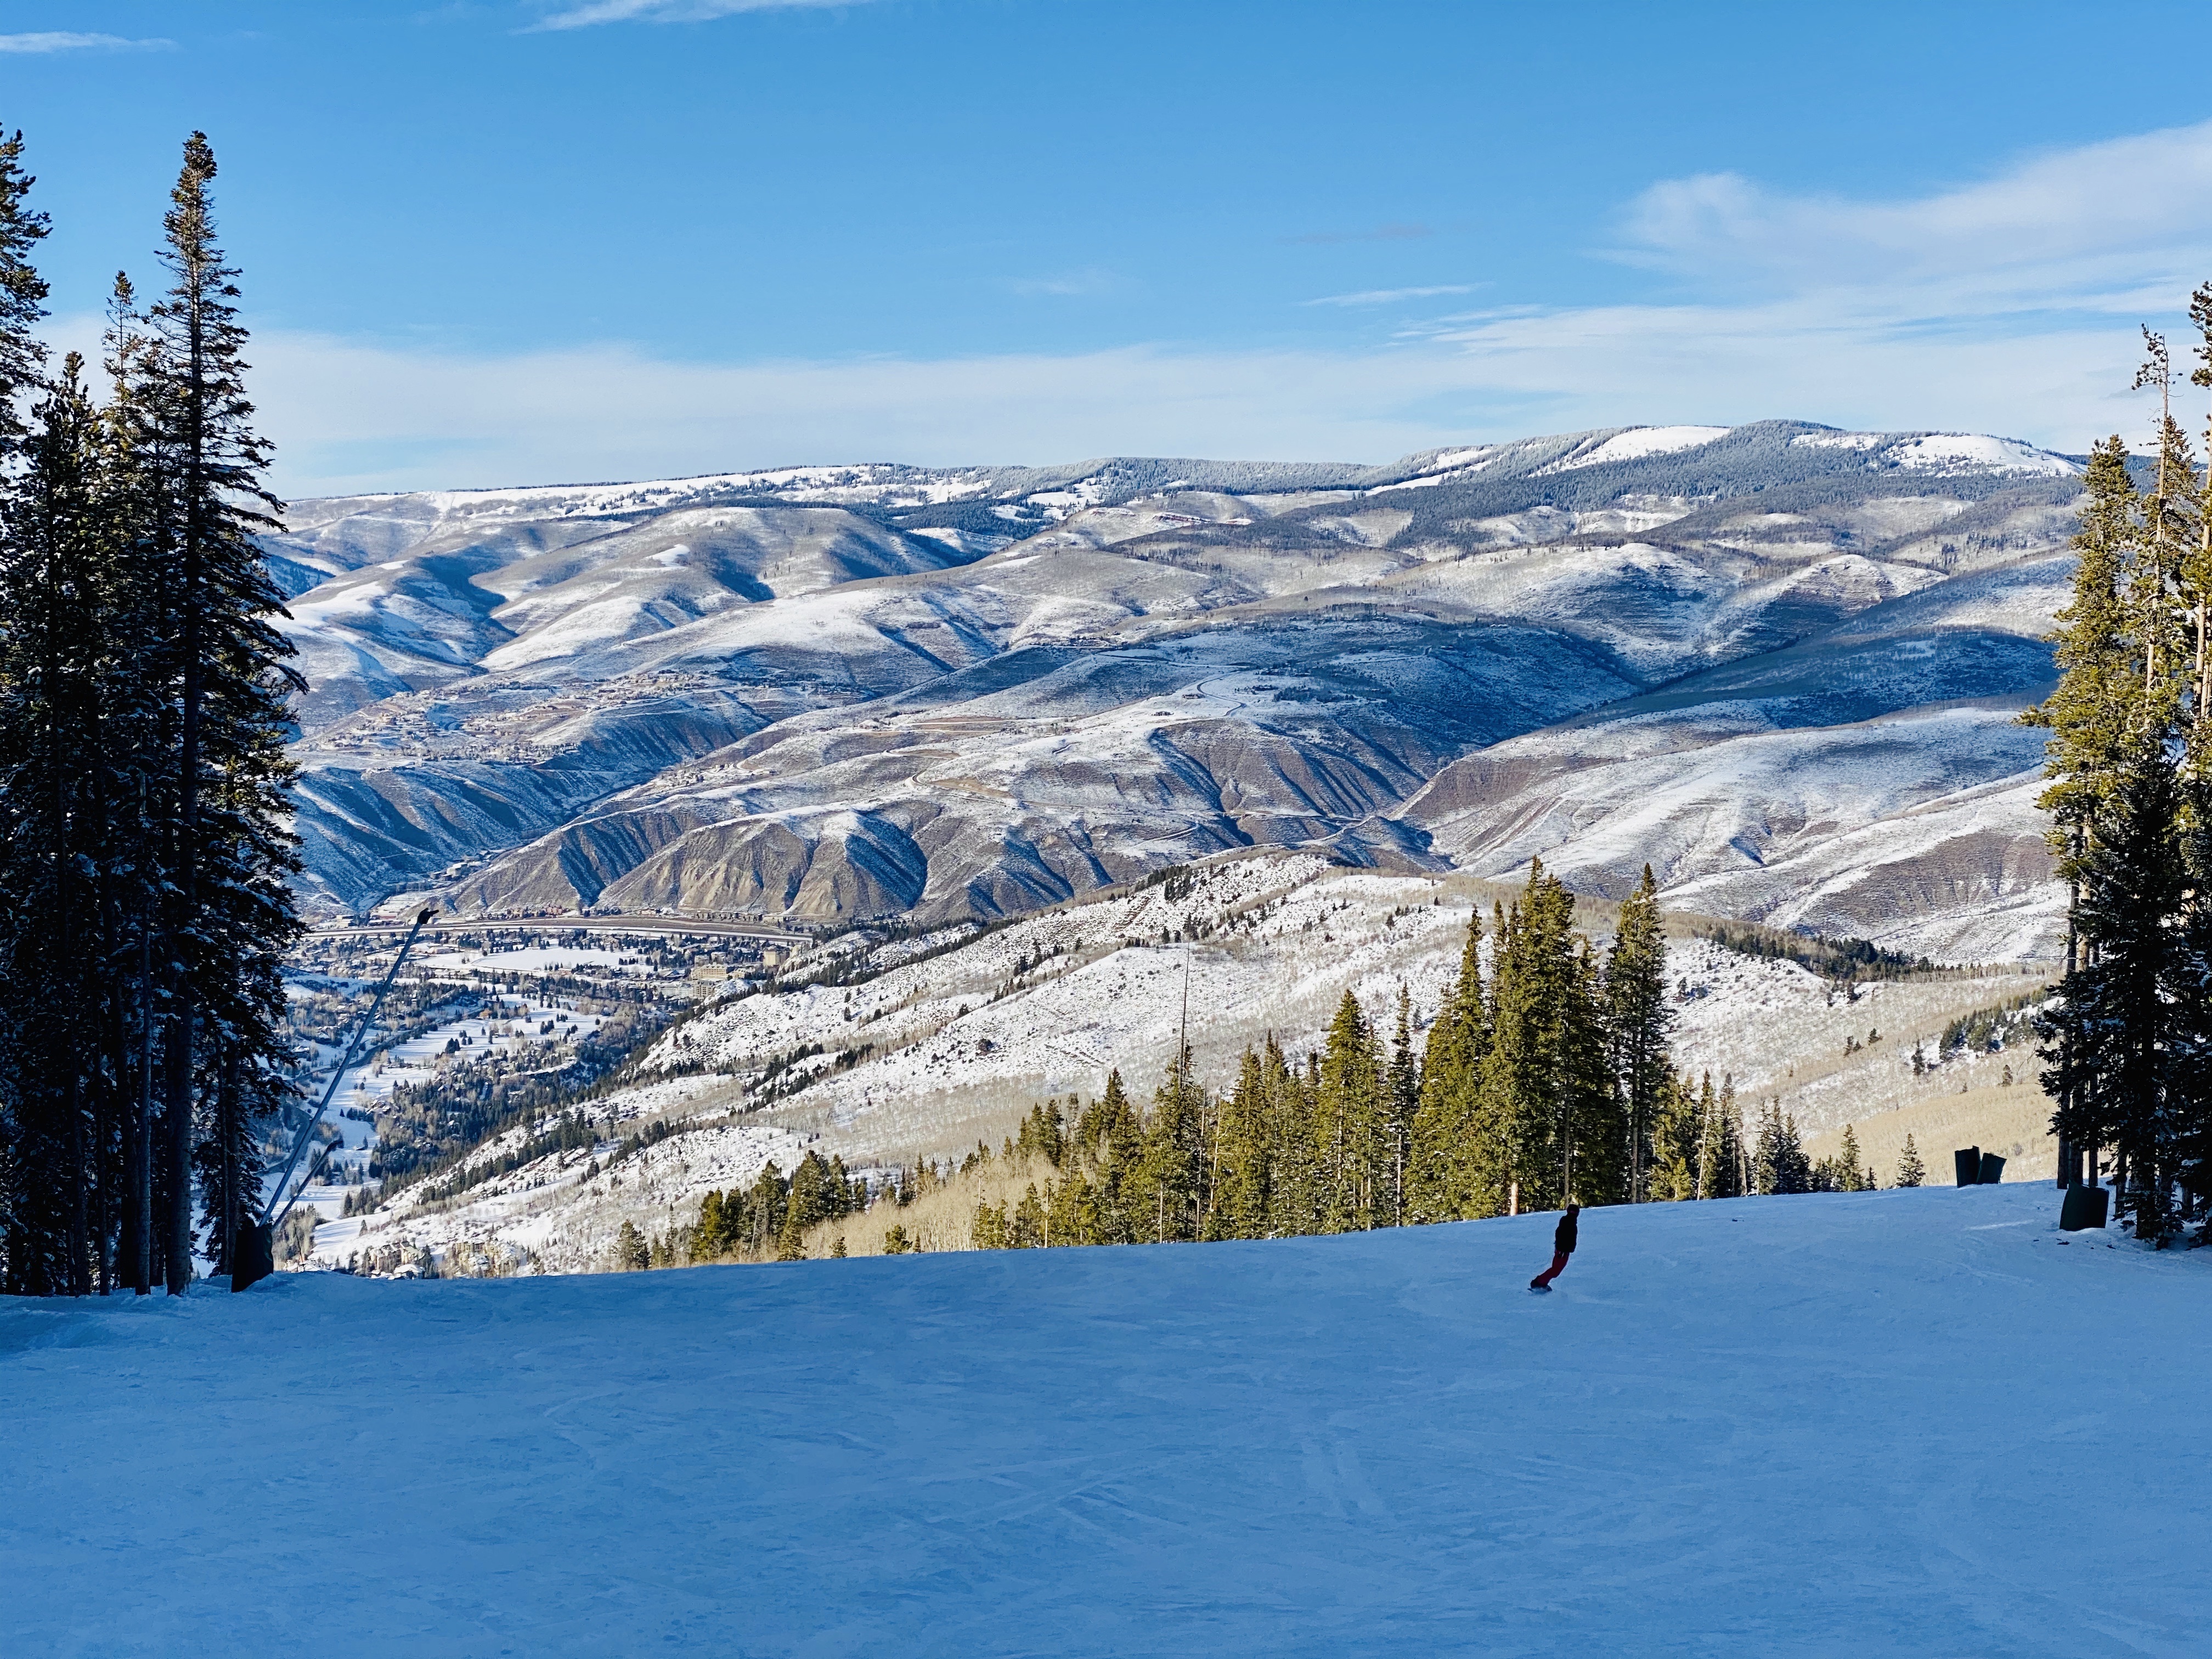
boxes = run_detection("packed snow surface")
[5,1184,2204,1656]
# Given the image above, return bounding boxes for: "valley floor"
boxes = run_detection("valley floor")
[4,1186,2205,1656]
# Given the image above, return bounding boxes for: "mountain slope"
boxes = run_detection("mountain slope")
[273,421,2083,955]
[323,850,2047,1276]
[8,1184,2204,1656]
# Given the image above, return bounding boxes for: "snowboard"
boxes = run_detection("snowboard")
[1527,1282,1552,1294]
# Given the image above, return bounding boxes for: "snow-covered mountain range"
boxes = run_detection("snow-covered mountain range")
[273,420,2081,961]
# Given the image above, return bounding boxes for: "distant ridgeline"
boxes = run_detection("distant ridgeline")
[654,862,1897,1269]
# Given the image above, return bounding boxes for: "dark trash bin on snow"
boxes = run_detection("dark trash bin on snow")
[1955,1147,1982,1187]
[232,1222,274,1292]
[1979,1152,2006,1185]
[2060,1186,2109,1231]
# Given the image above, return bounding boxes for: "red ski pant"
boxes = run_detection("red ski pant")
[1532,1251,1570,1288]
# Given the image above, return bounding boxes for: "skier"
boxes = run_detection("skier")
[1528,1203,1578,1293]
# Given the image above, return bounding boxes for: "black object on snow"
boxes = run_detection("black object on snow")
[1954,1147,1982,1187]
[232,1222,274,1292]
[2060,1186,2110,1232]
[1978,1152,2006,1185]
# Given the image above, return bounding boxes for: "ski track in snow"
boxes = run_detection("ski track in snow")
[4,1184,2205,1655]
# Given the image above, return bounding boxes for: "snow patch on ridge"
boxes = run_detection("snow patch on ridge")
[1886,435,2078,478]
[1544,426,1734,472]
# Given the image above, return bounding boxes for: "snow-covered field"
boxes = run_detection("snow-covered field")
[5,1183,2203,1655]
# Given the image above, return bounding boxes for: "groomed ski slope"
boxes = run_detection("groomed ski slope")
[5,1184,2207,1657]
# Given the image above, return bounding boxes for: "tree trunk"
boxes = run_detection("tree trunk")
[66,1072,88,1295]
[216,1046,239,1275]
[128,927,153,1294]
[164,989,193,1293]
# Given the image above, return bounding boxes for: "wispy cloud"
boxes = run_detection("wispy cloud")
[530,0,871,28]
[1008,269,1124,298]
[74,120,2209,498]
[1304,285,1475,308]
[126,311,2119,502]
[1612,119,2212,316]
[0,31,174,53]
[1287,222,1433,245]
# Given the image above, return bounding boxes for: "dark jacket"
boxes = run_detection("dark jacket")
[1554,1210,1578,1255]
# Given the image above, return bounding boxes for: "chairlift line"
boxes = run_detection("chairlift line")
[252,916,440,1283]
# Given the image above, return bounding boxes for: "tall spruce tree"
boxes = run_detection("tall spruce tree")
[1645,1070,1697,1200]
[1408,907,1488,1221]
[1384,985,1418,1226]
[1692,1071,1739,1200]
[1209,1045,1273,1240]
[2024,437,2143,833]
[1313,991,1385,1231]
[2041,740,2188,1239]
[0,356,135,1293]
[0,128,45,453]
[1605,866,1672,1201]
[1134,1048,1206,1242]
[1471,864,1616,1215]
[138,133,301,1286]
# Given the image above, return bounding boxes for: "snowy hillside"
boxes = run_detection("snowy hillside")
[323,850,2051,1276]
[8,1184,2204,1655]
[272,420,2081,960]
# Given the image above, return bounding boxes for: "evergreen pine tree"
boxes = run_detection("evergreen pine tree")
[0,127,47,454]
[1385,984,1417,1226]
[1691,1072,1721,1199]
[1078,1070,1143,1243]
[1262,1035,1320,1236]
[1312,991,1385,1232]
[1472,879,1551,1216]
[1605,865,1673,1201]
[747,1160,787,1251]
[2042,739,2188,1239]
[1408,907,1488,1221]
[1837,1124,1866,1192]
[140,134,301,1291]
[1645,1071,1696,1200]
[1132,1046,1206,1242]
[0,359,108,1292]
[2023,437,2143,832]
[1209,1046,1273,1240]
[1895,1132,1925,1188]
[1473,865,1620,1214]
[1752,1101,1782,1195]
[1565,935,1627,1207]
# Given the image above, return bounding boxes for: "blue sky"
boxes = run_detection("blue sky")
[7,1,2212,495]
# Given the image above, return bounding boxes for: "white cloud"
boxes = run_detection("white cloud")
[1008,269,1125,298]
[150,312,2126,502]
[1304,285,1475,308]
[1613,118,2212,315]
[531,0,871,27]
[0,31,173,53]
[54,119,2202,498]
